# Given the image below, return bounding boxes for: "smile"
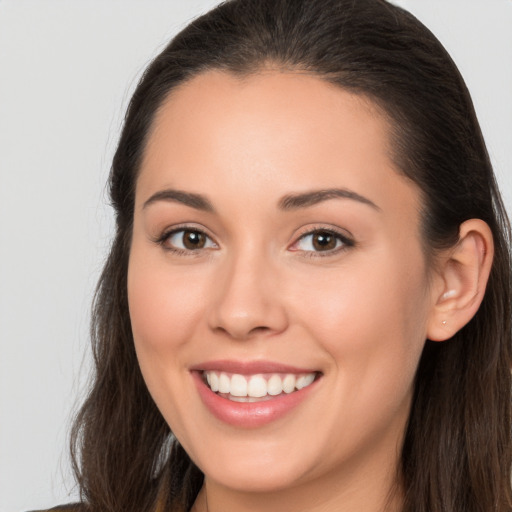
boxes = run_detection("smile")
[191,361,322,428]
[203,371,317,402]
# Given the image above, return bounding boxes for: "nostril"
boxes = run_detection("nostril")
[213,324,271,341]
[250,325,271,334]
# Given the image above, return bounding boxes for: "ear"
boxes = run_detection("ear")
[427,219,494,342]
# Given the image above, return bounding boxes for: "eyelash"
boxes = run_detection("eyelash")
[155,225,217,257]
[290,226,355,258]
[155,225,355,258]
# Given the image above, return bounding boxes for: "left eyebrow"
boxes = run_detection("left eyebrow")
[278,188,381,211]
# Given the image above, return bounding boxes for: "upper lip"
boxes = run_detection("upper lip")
[190,359,319,374]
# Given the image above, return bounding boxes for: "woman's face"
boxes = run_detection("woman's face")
[128,71,435,495]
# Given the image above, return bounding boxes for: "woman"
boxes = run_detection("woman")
[37,0,512,511]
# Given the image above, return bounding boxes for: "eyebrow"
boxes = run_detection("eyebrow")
[142,187,380,213]
[278,188,381,211]
[143,189,215,212]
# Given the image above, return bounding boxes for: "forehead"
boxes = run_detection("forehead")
[136,70,419,222]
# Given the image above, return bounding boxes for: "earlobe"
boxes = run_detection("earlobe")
[427,219,494,342]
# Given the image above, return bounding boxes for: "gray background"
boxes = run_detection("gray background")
[1,1,511,511]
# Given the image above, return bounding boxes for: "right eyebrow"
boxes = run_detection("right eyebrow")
[142,189,215,212]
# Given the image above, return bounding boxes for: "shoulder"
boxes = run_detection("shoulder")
[27,505,85,512]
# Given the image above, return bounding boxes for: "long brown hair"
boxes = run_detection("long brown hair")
[70,1,512,511]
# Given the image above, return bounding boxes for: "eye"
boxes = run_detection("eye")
[290,228,354,255]
[159,228,218,253]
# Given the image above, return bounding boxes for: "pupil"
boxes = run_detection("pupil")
[184,231,205,249]
[313,232,335,251]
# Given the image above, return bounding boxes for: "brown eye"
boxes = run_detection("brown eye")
[291,228,353,255]
[164,228,217,252]
[312,231,337,251]
[182,230,206,249]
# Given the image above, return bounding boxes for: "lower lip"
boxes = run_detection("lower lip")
[192,371,320,428]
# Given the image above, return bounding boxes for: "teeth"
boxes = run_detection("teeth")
[218,373,230,393]
[296,373,315,390]
[282,374,295,394]
[267,374,283,396]
[203,370,317,398]
[230,374,248,397]
[295,375,306,390]
[228,395,267,403]
[247,375,267,397]
[208,372,219,392]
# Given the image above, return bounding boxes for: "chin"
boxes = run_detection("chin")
[203,462,308,493]
[185,433,321,494]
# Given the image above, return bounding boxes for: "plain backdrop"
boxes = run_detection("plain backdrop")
[1,1,511,511]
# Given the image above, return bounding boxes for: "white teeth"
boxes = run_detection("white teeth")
[296,373,315,390]
[203,370,317,398]
[209,372,219,392]
[218,373,230,393]
[247,375,267,398]
[230,374,248,397]
[295,375,306,390]
[267,374,283,396]
[304,373,315,387]
[282,374,296,393]
[228,396,263,403]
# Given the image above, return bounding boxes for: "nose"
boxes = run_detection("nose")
[207,249,289,341]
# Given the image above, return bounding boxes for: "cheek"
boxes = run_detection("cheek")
[126,245,218,423]
[289,250,429,394]
[127,249,209,355]
[127,245,212,425]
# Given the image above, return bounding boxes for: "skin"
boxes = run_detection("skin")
[127,70,492,512]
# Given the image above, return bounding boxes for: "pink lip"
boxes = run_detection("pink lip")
[190,361,321,428]
[190,359,318,375]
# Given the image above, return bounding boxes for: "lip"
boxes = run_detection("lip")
[190,359,318,375]
[190,360,321,428]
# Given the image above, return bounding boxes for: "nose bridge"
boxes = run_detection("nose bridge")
[208,240,288,340]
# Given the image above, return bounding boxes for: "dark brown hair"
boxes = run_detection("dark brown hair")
[70,1,512,511]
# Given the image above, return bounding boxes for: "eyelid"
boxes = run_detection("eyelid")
[154,223,219,255]
[288,225,355,256]
[153,223,354,257]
